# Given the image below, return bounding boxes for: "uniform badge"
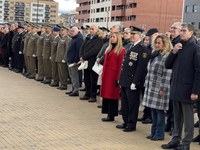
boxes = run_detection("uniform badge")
[143,52,147,58]
[128,62,133,66]
[129,52,138,61]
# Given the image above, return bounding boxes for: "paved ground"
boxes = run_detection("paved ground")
[0,67,199,150]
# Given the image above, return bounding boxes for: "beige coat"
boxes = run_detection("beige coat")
[36,32,46,57]
[42,34,53,59]
[26,33,39,57]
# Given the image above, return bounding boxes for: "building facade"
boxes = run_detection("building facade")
[59,12,77,27]
[0,0,5,22]
[3,0,59,24]
[76,0,183,32]
[183,0,200,31]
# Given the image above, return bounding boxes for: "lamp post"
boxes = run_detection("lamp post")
[106,11,109,29]
[36,0,39,24]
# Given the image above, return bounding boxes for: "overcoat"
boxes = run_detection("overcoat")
[100,48,125,99]
[142,52,172,111]
[165,37,200,103]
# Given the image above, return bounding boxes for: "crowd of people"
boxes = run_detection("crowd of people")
[0,21,200,150]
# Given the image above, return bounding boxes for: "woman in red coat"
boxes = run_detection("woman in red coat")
[101,32,125,121]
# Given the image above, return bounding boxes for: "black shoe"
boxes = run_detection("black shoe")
[151,137,164,141]
[57,86,67,90]
[35,78,43,81]
[146,135,153,139]
[161,140,180,149]
[116,123,127,129]
[137,116,146,122]
[80,95,90,100]
[123,127,136,132]
[101,116,114,122]
[142,118,152,124]
[192,134,200,142]
[174,144,190,150]
[88,98,97,103]
[165,126,171,132]
[118,109,122,115]
[69,92,79,97]
[97,105,102,108]
[194,121,199,128]
[43,80,51,84]
[65,91,73,95]
[49,83,59,87]
[79,88,86,91]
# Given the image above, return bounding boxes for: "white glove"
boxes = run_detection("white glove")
[19,51,22,54]
[130,83,136,90]
[62,60,65,63]
[49,57,51,60]
[32,54,36,57]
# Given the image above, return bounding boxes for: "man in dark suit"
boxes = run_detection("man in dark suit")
[79,25,103,102]
[116,26,150,132]
[161,23,200,150]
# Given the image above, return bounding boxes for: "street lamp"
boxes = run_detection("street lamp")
[106,11,109,29]
[36,0,39,24]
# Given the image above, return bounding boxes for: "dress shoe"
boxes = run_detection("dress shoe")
[49,82,59,87]
[123,127,136,132]
[35,78,43,81]
[80,95,90,100]
[146,135,153,139]
[137,116,146,122]
[165,125,171,132]
[65,91,73,94]
[194,121,199,128]
[161,140,180,149]
[101,116,114,122]
[27,75,35,79]
[88,98,97,103]
[118,109,122,115]
[142,118,152,124]
[79,88,86,91]
[192,134,200,142]
[174,144,190,150]
[69,92,79,97]
[116,123,127,129]
[151,137,164,141]
[57,86,67,90]
[97,105,102,108]
[43,80,51,84]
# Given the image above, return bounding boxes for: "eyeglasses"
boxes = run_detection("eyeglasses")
[180,29,187,32]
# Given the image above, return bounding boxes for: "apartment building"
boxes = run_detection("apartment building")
[3,0,59,24]
[76,0,183,32]
[59,12,78,27]
[183,0,200,31]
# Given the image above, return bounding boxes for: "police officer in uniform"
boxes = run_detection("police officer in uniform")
[49,26,60,87]
[36,24,46,81]
[116,27,150,132]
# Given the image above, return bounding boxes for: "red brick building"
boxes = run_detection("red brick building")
[76,0,183,32]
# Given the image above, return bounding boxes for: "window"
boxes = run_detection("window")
[101,7,104,12]
[199,22,200,29]
[185,5,192,13]
[193,5,197,12]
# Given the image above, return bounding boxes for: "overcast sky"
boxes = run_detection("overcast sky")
[54,0,78,14]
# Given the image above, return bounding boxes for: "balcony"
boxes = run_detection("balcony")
[76,5,90,12]
[111,10,125,17]
[125,8,138,16]
[75,13,89,20]
[112,0,126,5]
[77,0,88,4]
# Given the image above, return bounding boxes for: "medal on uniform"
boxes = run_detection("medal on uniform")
[128,62,133,66]
[143,52,147,58]
[129,52,138,61]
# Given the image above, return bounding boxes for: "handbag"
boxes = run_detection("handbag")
[92,62,103,75]
[78,61,88,70]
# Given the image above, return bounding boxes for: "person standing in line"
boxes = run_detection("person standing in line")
[42,24,53,84]
[116,27,150,132]
[49,26,60,87]
[65,27,83,96]
[55,26,71,90]
[161,23,200,150]
[101,32,125,121]
[143,34,172,141]
[35,24,46,81]
[26,24,39,79]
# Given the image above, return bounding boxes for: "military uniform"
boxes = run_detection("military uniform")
[36,32,46,81]
[26,33,39,78]
[55,34,70,89]
[42,34,53,83]
[119,41,149,131]
[23,31,32,75]
[50,35,60,86]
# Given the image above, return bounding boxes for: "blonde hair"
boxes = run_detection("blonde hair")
[106,32,123,55]
[152,34,173,55]
[96,29,104,39]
